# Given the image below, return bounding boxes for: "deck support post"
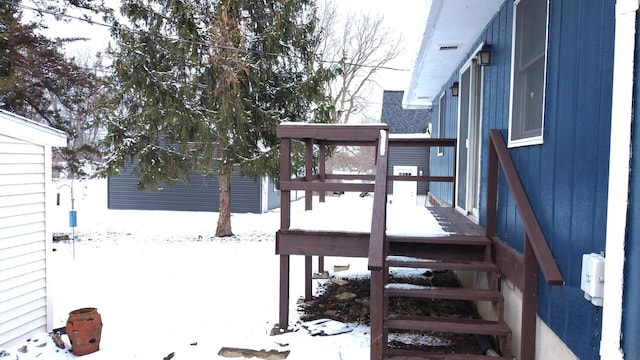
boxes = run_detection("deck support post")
[305,139,313,211]
[370,269,386,360]
[279,254,290,329]
[318,142,326,275]
[278,137,291,330]
[486,134,498,238]
[319,141,326,203]
[521,236,537,360]
[305,256,313,300]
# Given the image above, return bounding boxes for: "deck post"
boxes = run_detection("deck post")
[318,142,326,274]
[279,255,290,328]
[486,134,498,238]
[305,139,313,211]
[452,140,458,207]
[305,256,313,300]
[279,138,291,329]
[521,235,538,360]
[304,140,315,302]
[319,141,326,203]
[370,269,385,360]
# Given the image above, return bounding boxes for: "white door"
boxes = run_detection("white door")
[392,165,417,205]
[456,59,483,220]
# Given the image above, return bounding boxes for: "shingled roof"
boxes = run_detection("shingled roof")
[380,90,431,134]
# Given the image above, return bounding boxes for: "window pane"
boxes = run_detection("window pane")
[522,58,545,136]
[518,0,546,66]
[510,0,547,144]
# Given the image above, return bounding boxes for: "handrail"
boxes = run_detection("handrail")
[488,129,564,285]
[367,129,389,271]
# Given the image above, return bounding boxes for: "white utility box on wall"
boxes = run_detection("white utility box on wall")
[580,253,605,306]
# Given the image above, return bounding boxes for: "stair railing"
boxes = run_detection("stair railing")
[486,129,564,360]
[368,129,389,359]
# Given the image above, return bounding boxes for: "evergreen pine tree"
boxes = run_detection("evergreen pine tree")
[0,0,104,178]
[102,0,333,236]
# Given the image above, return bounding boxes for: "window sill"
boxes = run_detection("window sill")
[507,136,543,148]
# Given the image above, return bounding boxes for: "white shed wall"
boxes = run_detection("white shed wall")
[0,133,50,347]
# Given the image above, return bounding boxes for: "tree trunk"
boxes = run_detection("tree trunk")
[216,172,233,237]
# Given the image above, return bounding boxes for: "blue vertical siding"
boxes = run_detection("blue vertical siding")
[429,89,458,204]
[622,11,640,358]
[428,1,615,358]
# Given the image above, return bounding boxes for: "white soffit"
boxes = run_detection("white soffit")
[404,0,504,108]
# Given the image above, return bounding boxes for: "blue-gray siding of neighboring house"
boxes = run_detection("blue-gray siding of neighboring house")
[380,90,431,197]
[108,166,279,213]
[429,2,614,358]
[622,13,640,358]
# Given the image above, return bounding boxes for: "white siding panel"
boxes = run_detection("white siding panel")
[1,212,45,229]
[0,193,45,208]
[0,262,46,287]
[0,288,47,319]
[0,173,45,186]
[0,153,44,164]
[0,251,45,273]
[1,163,45,174]
[0,306,46,347]
[0,225,42,241]
[0,110,66,347]
[0,184,45,197]
[0,133,48,345]
[0,270,46,303]
[0,203,45,219]
[0,301,46,329]
[0,231,42,249]
[0,142,43,155]
[0,241,44,262]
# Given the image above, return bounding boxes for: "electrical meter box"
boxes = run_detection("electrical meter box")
[580,253,605,306]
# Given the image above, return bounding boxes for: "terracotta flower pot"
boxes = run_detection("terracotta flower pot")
[66,307,103,356]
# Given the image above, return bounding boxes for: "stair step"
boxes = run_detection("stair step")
[387,235,491,247]
[383,349,512,360]
[385,285,503,302]
[386,257,497,272]
[385,315,511,336]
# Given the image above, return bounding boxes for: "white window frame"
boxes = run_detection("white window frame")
[437,92,446,156]
[507,0,550,147]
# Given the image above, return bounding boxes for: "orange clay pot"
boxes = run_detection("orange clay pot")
[66,307,103,356]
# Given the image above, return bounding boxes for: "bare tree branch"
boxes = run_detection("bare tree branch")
[318,0,403,124]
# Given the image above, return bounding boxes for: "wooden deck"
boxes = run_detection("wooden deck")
[275,123,564,360]
[428,207,485,236]
[276,206,485,258]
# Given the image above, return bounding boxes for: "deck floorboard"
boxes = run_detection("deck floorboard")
[427,207,485,236]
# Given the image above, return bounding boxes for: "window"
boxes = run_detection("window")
[508,0,548,146]
[437,92,446,155]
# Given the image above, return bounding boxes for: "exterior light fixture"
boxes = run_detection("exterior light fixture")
[478,43,492,66]
[450,82,459,97]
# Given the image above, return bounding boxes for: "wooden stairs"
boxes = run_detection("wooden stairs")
[366,127,514,359]
[372,233,514,359]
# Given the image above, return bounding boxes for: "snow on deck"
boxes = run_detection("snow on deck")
[287,194,449,237]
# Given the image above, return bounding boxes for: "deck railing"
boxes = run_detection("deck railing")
[486,129,564,360]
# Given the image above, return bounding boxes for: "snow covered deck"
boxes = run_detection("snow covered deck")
[287,195,449,237]
[276,194,484,258]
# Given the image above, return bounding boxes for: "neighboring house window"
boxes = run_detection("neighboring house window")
[437,92,446,156]
[508,0,549,146]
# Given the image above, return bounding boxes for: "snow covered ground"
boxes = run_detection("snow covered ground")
[2,178,445,359]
